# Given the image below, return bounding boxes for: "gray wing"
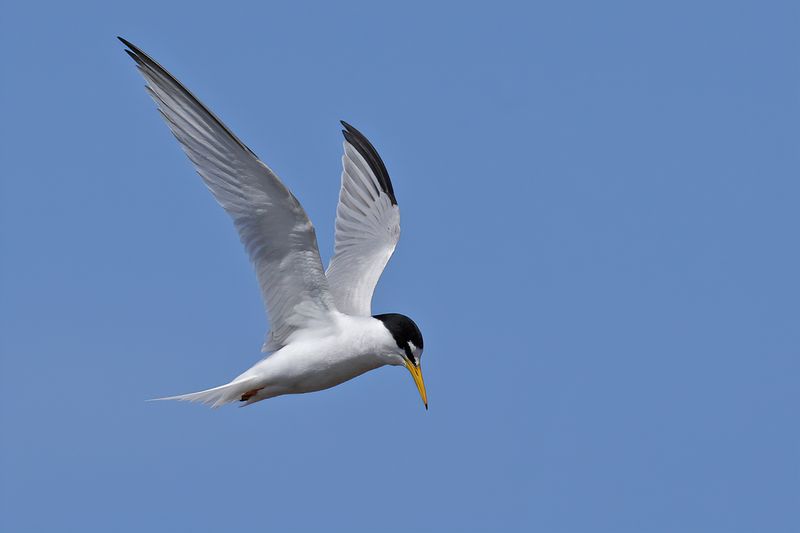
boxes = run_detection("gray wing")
[120,38,336,351]
[325,122,401,316]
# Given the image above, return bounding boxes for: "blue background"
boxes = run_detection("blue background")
[1,1,798,531]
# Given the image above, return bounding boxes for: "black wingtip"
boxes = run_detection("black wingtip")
[118,37,142,66]
[116,36,259,159]
[123,49,138,62]
[117,36,136,51]
[339,120,397,205]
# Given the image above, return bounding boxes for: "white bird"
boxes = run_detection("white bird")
[119,37,427,409]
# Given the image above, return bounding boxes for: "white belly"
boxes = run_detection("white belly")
[235,315,394,402]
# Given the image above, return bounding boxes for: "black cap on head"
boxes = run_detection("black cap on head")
[373,313,424,363]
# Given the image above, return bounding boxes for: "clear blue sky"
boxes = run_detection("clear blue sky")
[1,1,798,531]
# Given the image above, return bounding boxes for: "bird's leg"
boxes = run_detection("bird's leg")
[240,388,263,402]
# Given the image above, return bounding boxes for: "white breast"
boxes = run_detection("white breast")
[236,314,398,399]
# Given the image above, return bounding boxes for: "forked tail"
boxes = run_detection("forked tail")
[150,377,259,409]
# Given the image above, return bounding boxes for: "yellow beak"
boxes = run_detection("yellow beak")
[404,361,428,410]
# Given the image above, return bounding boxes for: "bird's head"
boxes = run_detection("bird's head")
[373,313,427,410]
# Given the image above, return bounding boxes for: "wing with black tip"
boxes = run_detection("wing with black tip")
[326,121,401,316]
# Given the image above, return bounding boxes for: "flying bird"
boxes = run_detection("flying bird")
[119,37,427,409]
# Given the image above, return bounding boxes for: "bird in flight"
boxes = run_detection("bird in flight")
[119,37,427,409]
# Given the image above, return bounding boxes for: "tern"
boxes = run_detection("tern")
[119,37,427,409]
